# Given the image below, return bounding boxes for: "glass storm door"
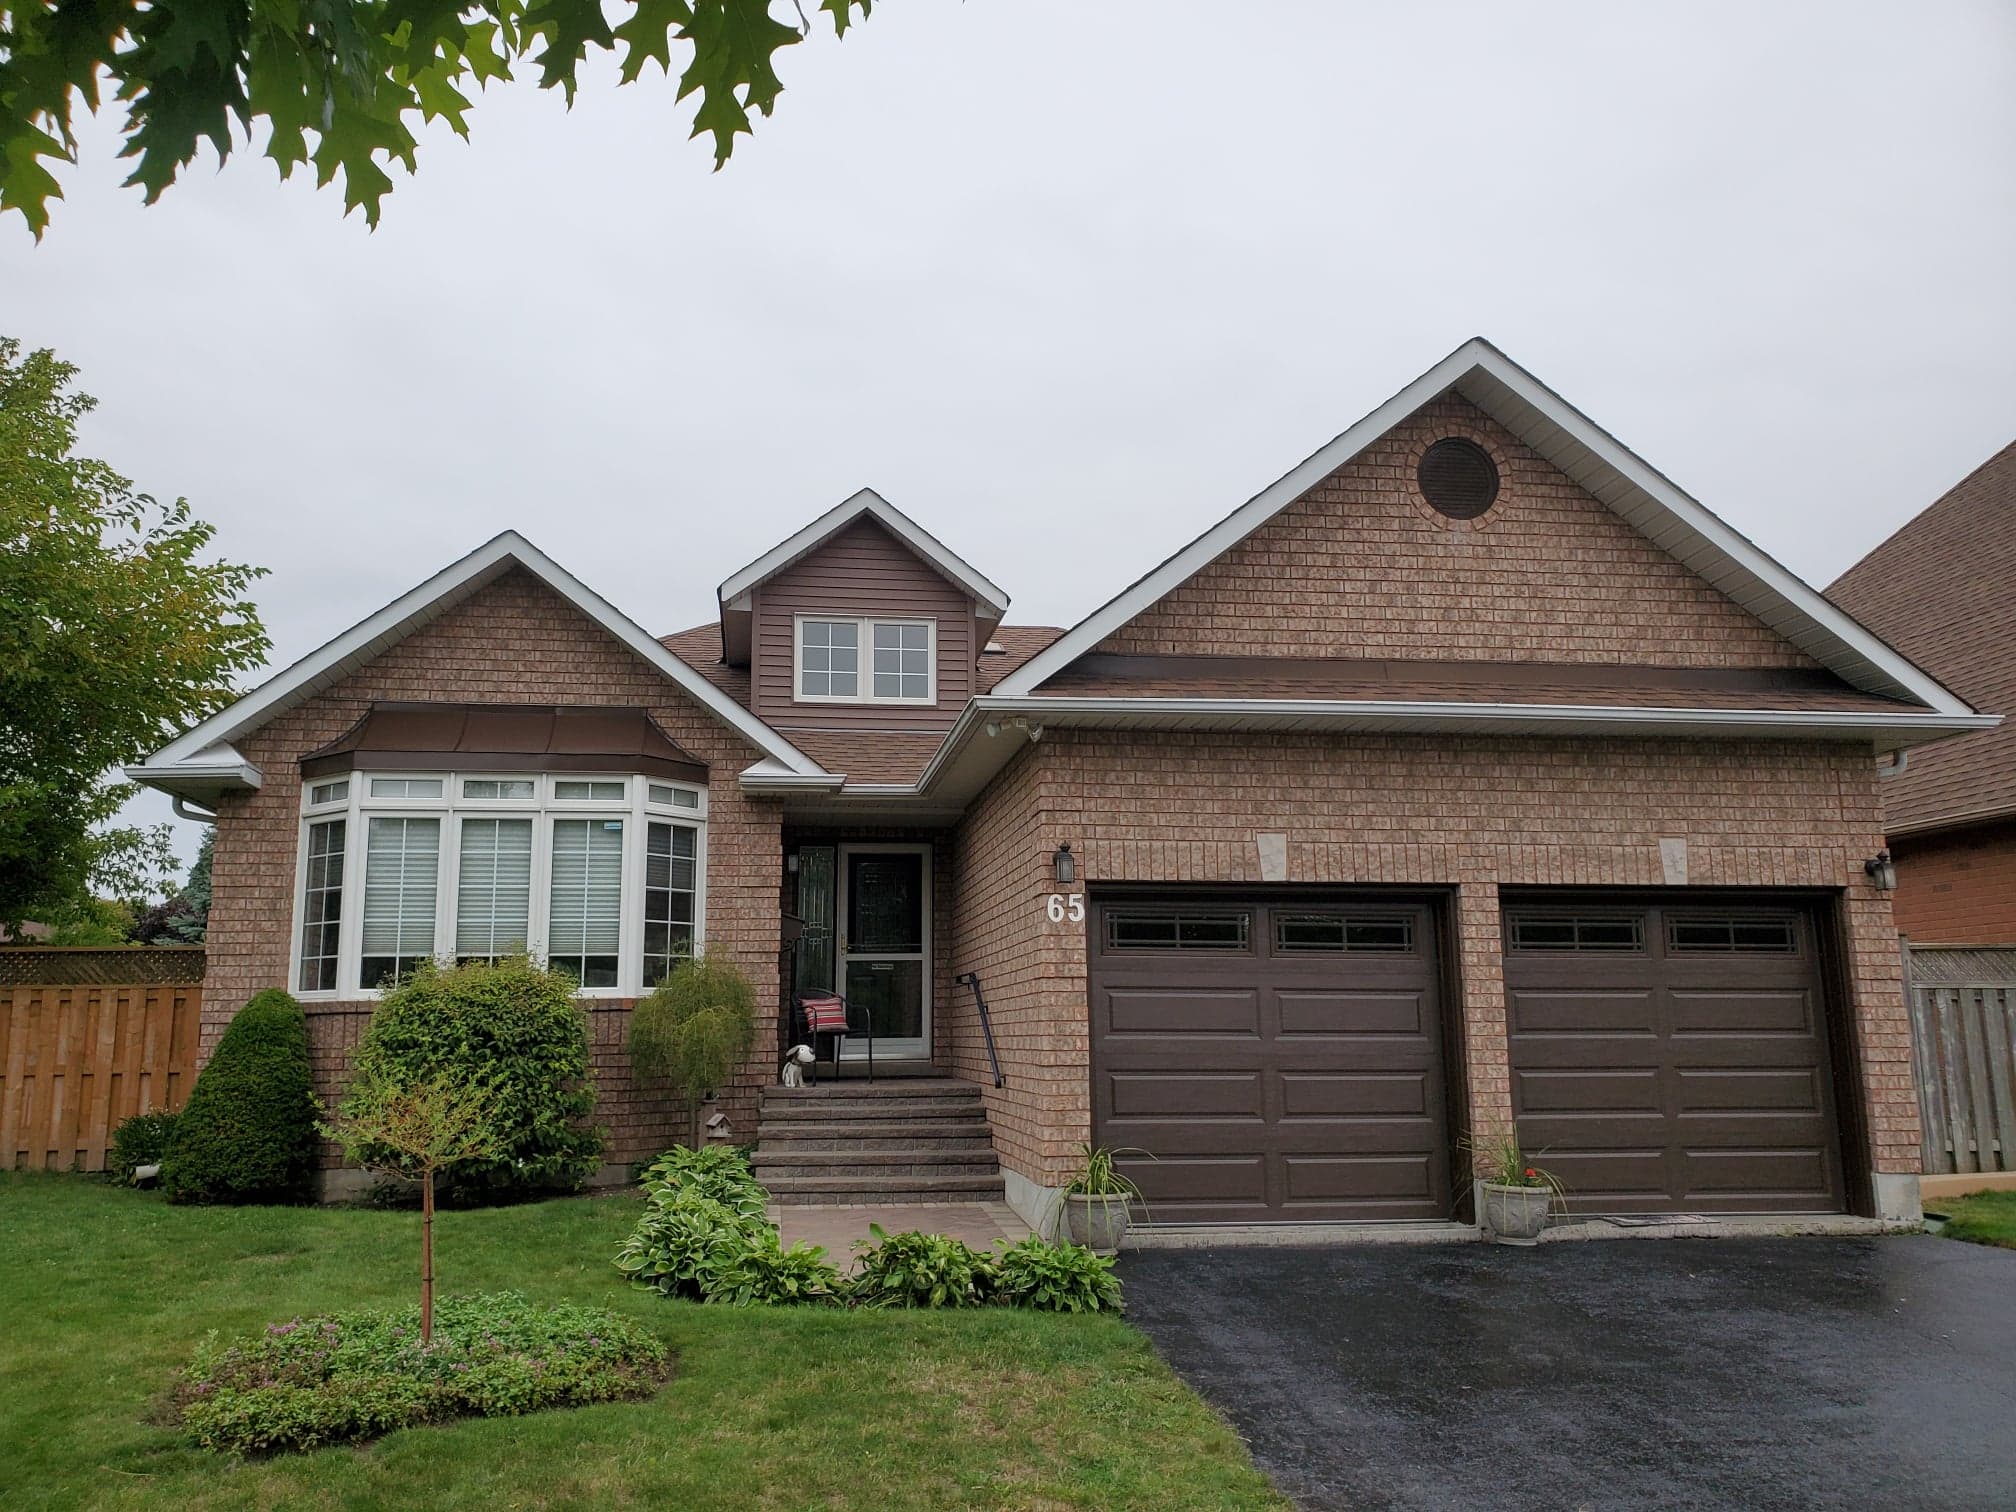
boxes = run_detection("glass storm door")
[837,845,929,1059]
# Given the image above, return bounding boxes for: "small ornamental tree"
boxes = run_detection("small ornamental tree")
[322,1069,504,1344]
[346,957,603,1200]
[160,990,318,1204]
[629,955,757,1148]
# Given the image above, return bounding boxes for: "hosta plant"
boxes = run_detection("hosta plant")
[615,1189,770,1300]
[639,1144,766,1221]
[699,1230,843,1307]
[848,1225,997,1309]
[991,1237,1124,1314]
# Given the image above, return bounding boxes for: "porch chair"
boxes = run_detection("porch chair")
[793,991,874,1084]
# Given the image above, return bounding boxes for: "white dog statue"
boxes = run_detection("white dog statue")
[779,1043,816,1087]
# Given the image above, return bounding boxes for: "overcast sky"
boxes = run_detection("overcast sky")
[8,0,2015,871]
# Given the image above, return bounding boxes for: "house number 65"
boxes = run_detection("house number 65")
[1045,893,1086,923]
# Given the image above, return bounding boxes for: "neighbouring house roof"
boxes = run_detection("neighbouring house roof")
[128,532,841,809]
[300,703,708,783]
[1828,440,2016,836]
[993,337,1981,722]
[713,488,1010,666]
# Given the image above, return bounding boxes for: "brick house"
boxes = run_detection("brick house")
[131,340,1991,1228]
[1829,439,2016,952]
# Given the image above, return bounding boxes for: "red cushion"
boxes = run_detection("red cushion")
[801,996,849,1033]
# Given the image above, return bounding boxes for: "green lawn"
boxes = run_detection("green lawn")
[1932,1188,2016,1250]
[0,1173,1282,1512]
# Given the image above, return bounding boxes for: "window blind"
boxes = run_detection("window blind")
[456,817,532,960]
[361,815,439,986]
[550,818,623,986]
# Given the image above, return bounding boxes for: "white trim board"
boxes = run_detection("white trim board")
[130,532,834,793]
[717,487,1010,618]
[994,338,1974,715]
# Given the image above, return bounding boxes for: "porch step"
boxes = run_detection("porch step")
[756,1123,995,1153]
[756,1079,1002,1205]
[754,1150,1001,1179]
[764,1173,1008,1205]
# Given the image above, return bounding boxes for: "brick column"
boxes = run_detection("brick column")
[1454,881,1513,1136]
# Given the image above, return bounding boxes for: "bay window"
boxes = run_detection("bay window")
[292,772,705,997]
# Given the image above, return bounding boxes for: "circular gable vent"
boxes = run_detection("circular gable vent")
[1417,438,1500,520]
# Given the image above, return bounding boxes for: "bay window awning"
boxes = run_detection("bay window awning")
[301,702,708,783]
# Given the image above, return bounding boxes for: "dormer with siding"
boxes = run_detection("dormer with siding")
[712,490,1010,782]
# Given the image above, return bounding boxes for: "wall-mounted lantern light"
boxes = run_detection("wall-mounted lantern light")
[1053,843,1076,885]
[1864,849,1897,892]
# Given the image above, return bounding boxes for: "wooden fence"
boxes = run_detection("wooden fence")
[1908,946,2016,1176]
[0,949,204,1172]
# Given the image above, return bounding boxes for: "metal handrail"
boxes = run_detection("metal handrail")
[954,971,1005,1089]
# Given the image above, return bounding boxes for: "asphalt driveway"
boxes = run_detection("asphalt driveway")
[1120,1236,2016,1511]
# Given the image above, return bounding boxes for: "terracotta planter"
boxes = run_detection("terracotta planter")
[1061,1192,1133,1256]
[1480,1182,1552,1246]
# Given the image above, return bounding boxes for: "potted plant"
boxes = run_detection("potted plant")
[1059,1144,1147,1256]
[1468,1127,1561,1246]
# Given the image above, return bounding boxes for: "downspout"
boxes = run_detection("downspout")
[172,796,219,824]
[1877,749,1908,778]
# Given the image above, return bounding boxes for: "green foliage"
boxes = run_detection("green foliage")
[108,1108,179,1184]
[0,338,267,929]
[40,896,136,945]
[133,828,212,944]
[0,0,877,235]
[638,1143,765,1220]
[1063,1143,1148,1200]
[1463,1125,1561,1193]
[175,1291,668,1455]
[346,957,603,1200]
[160,990,318,1205]
[848,1225,997,1310]
[629,954,756,1146]
[613,1187,770,1300]
[321,1065,505,1181]
[990,1237,1124,1314]
[699,1228,842,1307]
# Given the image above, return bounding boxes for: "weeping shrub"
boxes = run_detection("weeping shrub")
[160,990,318,1204]
[344,958,603,1201]
[629,955,756,1148]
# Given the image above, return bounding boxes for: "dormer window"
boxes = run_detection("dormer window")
[796,616,936,703]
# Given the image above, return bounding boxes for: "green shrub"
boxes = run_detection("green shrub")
[698,1229,843,1306]
[638,1144,766,1220]
[108,1108,179,1183]
[848,1225,996,1309]
[345,958,603,1201]
[160,990,318,1204]
[614,1187,770,1299]
[175,1292,667,1455]
[629,955,756,1147]
[991,1237,1124,1313]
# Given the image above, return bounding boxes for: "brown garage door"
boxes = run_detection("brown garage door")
[1504,897,1847,1214]
[1089,894,1453,1224]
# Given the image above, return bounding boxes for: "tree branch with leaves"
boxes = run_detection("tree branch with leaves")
[0,0,875,236]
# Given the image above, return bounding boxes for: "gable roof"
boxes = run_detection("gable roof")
[995,338,1975,717]
[718,488,1010,619]
[129,532,839,807]
[1828,438,2016,834]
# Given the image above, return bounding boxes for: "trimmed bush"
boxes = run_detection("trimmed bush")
[160,990,318,1204]
[176,1292,667,1455]
[344,958,603,1201]
[108,1108,178,1184]
[991,1237,1124,1313]
[629,955,756,1148]
[848,1225,997,1309]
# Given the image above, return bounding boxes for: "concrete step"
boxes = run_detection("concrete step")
[758,1098,986,1122]
[755,1151,1001,1179]
[765,1173,1007,1205]
[763,1080,979,1102]
[756,1129,996,1154]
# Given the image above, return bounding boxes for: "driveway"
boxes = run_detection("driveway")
[1120,1236,2016,1511]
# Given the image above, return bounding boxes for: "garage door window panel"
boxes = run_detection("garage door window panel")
[1103,910,1251,952]
[1508,913,1645,952]
[1274,913,1415,953]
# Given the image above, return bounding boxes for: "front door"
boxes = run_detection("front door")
[837,844,930,1059]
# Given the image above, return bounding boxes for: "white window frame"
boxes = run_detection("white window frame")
[792,615,937,705]
[288,769,707,1001]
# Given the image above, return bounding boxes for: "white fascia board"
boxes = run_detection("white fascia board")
[716,488,1010,617]
[994,339,1972,716]
[124,744,264,802]
[144,532,832,779]
[737,759,848,793]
